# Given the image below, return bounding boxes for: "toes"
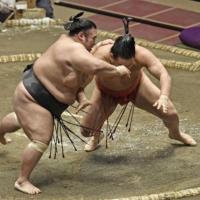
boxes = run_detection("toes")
[84,134,104,152]
[6,138,11,143]
[0,137,11,145]
[168,133,197,146]
[84,144,95,152]
[189,139,197,146]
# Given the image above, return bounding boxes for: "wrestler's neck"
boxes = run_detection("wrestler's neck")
[69,35,81,43]
[69,35,91,51]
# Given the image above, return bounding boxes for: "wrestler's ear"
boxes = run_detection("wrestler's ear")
[110,53,114,63]
[77,31,85,42]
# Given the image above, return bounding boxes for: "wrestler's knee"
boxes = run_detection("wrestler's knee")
[30,130,53,146]
[28,140,48,153]
[23,126,53,147]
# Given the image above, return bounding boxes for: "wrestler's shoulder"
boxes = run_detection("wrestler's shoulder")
[57,35,84,48]
[135,45,152,60]
[135,44,148,52]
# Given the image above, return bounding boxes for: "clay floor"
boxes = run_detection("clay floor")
[0,9,200,200]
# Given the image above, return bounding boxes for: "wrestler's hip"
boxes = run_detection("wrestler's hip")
[13,81,38,107]
[12,81,54,136]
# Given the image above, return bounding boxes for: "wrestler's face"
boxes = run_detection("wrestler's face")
[80,28,97,51]
[110,54,134,70]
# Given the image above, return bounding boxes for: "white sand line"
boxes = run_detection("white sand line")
[105,187,200,200]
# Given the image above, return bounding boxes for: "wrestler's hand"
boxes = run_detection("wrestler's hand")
[153,98,169,113]
[75,99,92,114]
[117,65,131,78]
[101,39,114,46]
[91,39,114,54]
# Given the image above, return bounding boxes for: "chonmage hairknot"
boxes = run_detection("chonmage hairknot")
[69,11,84,21]
[122,17,132,35]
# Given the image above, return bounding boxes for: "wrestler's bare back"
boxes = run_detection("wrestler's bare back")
[93,44,145,90]
[34,34,90,105]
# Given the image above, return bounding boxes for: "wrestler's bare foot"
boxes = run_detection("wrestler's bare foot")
[84,133,104,152]
[0,136,11,145]
[168,133,197,146]
[15,180,41,194]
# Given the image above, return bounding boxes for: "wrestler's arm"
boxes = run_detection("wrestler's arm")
[75,42,113,113]
[139,47,171,112]
[139,47,171,96]
[76,40,114,103]
[76,40,109,103]
[75,73,94,113]
[69,43,131,78]
[75,87,92,114]
[76,73,93,102]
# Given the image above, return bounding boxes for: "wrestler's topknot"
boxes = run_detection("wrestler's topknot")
[111,17,135,59]
[64,12,97,36]
[121,17,135,47]
[69,11,84,22]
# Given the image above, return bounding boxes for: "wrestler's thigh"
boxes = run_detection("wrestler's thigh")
[134,73,175,118]
[13,84,53,143]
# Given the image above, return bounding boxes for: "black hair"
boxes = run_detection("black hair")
[111,17,135,60]
[64,12,97,37]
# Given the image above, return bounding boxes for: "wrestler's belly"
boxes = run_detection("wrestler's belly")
[55,91,76,105]
[45,86,77,105]
[35,76,83,105]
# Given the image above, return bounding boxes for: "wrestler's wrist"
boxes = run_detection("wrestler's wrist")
[159,95,169,101]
